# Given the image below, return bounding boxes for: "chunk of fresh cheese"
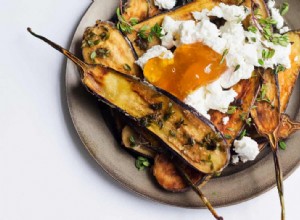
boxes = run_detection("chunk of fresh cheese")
[135,45,173,68]
[267,0,289,33]
[222,116,229,125]
[154,0,176,10]
[233,136,260,163]
[267,0,284,29]
[184,77,237,120]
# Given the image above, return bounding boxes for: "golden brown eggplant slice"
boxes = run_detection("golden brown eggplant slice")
[122,125,157,158]
[123,124,211,192]
[250,70,284,218]
[82,21,141,76]
[28,28,229,174]
[153,154,206,192]
[210,76,260,144]
[278,31,300,112]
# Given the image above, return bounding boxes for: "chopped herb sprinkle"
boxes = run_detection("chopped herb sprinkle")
[123,64,132,71]
[135,156,150,170]
[279,141,287,150]
[129,135,136,147]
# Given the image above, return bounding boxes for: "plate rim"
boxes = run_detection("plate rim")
[65,0,300,208]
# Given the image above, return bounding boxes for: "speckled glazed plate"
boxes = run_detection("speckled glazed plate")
[66,0,300,208]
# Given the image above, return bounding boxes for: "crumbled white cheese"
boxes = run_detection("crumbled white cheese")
[233,136,260,163]
[267,0,284,29]
[280,26,290,34]
[204,63,212,74]
[210,3,250,21]
[160,16,182,49]
[184,77,237,119]
[160,4,291,88]
[154,0,176,10]
[157,3,292,115]
[231,155,239,164]
[295,56,299,62]
[135,45,173,69]
[192,9,210,21]
[222,116,229,125]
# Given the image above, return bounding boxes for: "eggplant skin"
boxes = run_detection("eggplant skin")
[278,31,300,113]
[153,154,205,192]
[82,21,141,77]
[82,63,229,174]
[251,69,281,135]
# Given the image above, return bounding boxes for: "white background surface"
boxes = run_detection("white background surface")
[1,0,300,219]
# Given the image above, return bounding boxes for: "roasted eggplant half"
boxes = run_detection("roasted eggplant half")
[122,124,211,192]
[153,154,206,192]
[82,21,141,76]
[251,69,284,218]
[28,28,229,174]
[278,31,300,112]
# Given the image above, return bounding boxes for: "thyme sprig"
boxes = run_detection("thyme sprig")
[116,8,135,34]
[250,0,290,47]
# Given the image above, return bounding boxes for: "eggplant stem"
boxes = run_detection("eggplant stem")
[175,165,223,220]
[27,28,88,75]
[268,133,285,220]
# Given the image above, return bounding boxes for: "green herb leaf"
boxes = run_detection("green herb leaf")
[227,105,237,114]
[123,63,132,71]
[90,51,97,60]
[279,141,287,150]
[239,129,247,139]
[116,7,134,34]
[224,134,232,139]
[151,23,164,38]
[245,117,252,126]
[93,39,101,45]
[129,17,139,25]
[135,156,150,170]
[96,48,110,58]
[279,2,289,16]
[129,135,136,147]
[258,58,264,66]
[220,49,228,64]
[234,64,241,72]
[248,25,257,33]
[274,64,286,74]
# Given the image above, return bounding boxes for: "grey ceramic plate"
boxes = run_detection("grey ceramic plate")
[66,0,300,208]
